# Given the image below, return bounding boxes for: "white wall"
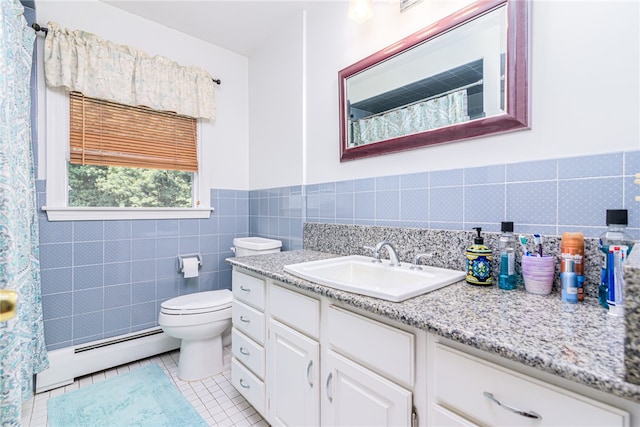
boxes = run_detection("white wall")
[35,0,251,190]
[253,0,639,188]
[248,9,305,189]
[35,0,640,191]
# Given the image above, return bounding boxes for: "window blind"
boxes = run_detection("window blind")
[69,92,198,172]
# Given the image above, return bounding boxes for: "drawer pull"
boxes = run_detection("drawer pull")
[240,316,251,323]
[240,285,251,292]
[483,392,542,420]
[326,373,333,403]
[239,347,250,356]
[306,360,314,387]
[239,379,250,389]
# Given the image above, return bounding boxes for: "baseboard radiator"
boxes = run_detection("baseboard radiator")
[36,327,180,393]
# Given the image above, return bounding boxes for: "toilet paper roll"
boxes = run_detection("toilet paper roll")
[182,257,199,278]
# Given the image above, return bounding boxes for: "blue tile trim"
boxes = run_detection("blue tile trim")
[558,152,623,179]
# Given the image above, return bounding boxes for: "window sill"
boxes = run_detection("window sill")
[42,206,214,221]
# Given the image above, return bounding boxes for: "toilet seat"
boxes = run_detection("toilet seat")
[161,289,232,315]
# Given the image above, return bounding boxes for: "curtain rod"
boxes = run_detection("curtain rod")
[30,23,222,85]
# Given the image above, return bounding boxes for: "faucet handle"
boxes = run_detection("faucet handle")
[363,245,382,263]
[410,253,433,270]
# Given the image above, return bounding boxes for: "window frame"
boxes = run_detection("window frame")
[43,86,213,221]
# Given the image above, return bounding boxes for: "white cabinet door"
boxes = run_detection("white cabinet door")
[323,350,412,427]
[268,319,320,427]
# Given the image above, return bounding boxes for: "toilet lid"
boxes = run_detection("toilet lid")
[161,289,232,314]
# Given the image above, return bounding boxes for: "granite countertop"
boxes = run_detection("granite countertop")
[227,249,640,404]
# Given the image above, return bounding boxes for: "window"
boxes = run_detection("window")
[43,88,212,221]
[68,92,196,208]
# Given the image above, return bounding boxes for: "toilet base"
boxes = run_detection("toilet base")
[177,335,224,381]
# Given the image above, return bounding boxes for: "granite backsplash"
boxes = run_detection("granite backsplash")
[303,223,606,299]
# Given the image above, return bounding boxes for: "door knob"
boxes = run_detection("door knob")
[0,290,18,322]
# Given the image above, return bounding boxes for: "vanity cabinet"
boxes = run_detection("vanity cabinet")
[231,266,635,426]
[428,338,631,427]
[232,269,322,425]
[231,267,420,426]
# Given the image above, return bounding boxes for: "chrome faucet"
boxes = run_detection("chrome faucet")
[410,253,433,270]
[373,240,401,267]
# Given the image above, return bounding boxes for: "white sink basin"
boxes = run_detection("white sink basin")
[284,255,465,302]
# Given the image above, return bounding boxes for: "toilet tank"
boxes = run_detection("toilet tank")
[232,237,282,257]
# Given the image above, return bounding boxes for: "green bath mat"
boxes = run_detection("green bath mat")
[47,363,207,427]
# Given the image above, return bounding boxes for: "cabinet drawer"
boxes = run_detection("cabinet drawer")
[269,283,320,339]
[327,305,414,386]
[434,344,629,426]
[431,404,478,427]
[232,300,265,344]
[232,270,265,310]
[231,358,265,416]
[232,328,265,379]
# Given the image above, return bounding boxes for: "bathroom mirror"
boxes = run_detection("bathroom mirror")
[338,0,529,161]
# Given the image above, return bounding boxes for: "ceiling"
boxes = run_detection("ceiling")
[101,1,316,56]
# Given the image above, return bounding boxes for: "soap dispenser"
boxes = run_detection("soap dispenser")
[466,227,493,286]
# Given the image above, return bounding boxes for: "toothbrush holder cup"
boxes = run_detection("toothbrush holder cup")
[521,255,555,295]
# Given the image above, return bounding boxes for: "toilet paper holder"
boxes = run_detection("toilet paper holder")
[177,254,202,273]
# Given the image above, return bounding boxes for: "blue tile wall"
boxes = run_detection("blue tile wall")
[251,151,639,241]
[248,186,304,250]
[38,150,639,351]
[38,188,248,350]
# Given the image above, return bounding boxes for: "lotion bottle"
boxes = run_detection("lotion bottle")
[560,232,584,301]
[561,257,578,303]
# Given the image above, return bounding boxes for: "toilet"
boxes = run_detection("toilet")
[158,289,232,381]
[159,237,281,382]
[231,236,282,256]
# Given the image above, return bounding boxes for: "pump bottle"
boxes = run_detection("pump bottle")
[498,221,516,290]
[466,227,493,286]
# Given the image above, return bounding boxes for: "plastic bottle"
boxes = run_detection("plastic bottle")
[561,257,578,303]
[560,232,584,301]
[498,221,516,290]
[465,227,493,286]
[598,209,635,313]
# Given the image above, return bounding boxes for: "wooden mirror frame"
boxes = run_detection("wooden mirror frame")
[338,0,529,161]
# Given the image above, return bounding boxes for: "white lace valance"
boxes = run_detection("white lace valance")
[43,21,216,120]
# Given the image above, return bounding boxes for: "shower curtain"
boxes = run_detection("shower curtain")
[351,89,470,147]
[0,0,49,425]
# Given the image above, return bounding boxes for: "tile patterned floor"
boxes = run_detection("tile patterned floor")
[20,348,268,427]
